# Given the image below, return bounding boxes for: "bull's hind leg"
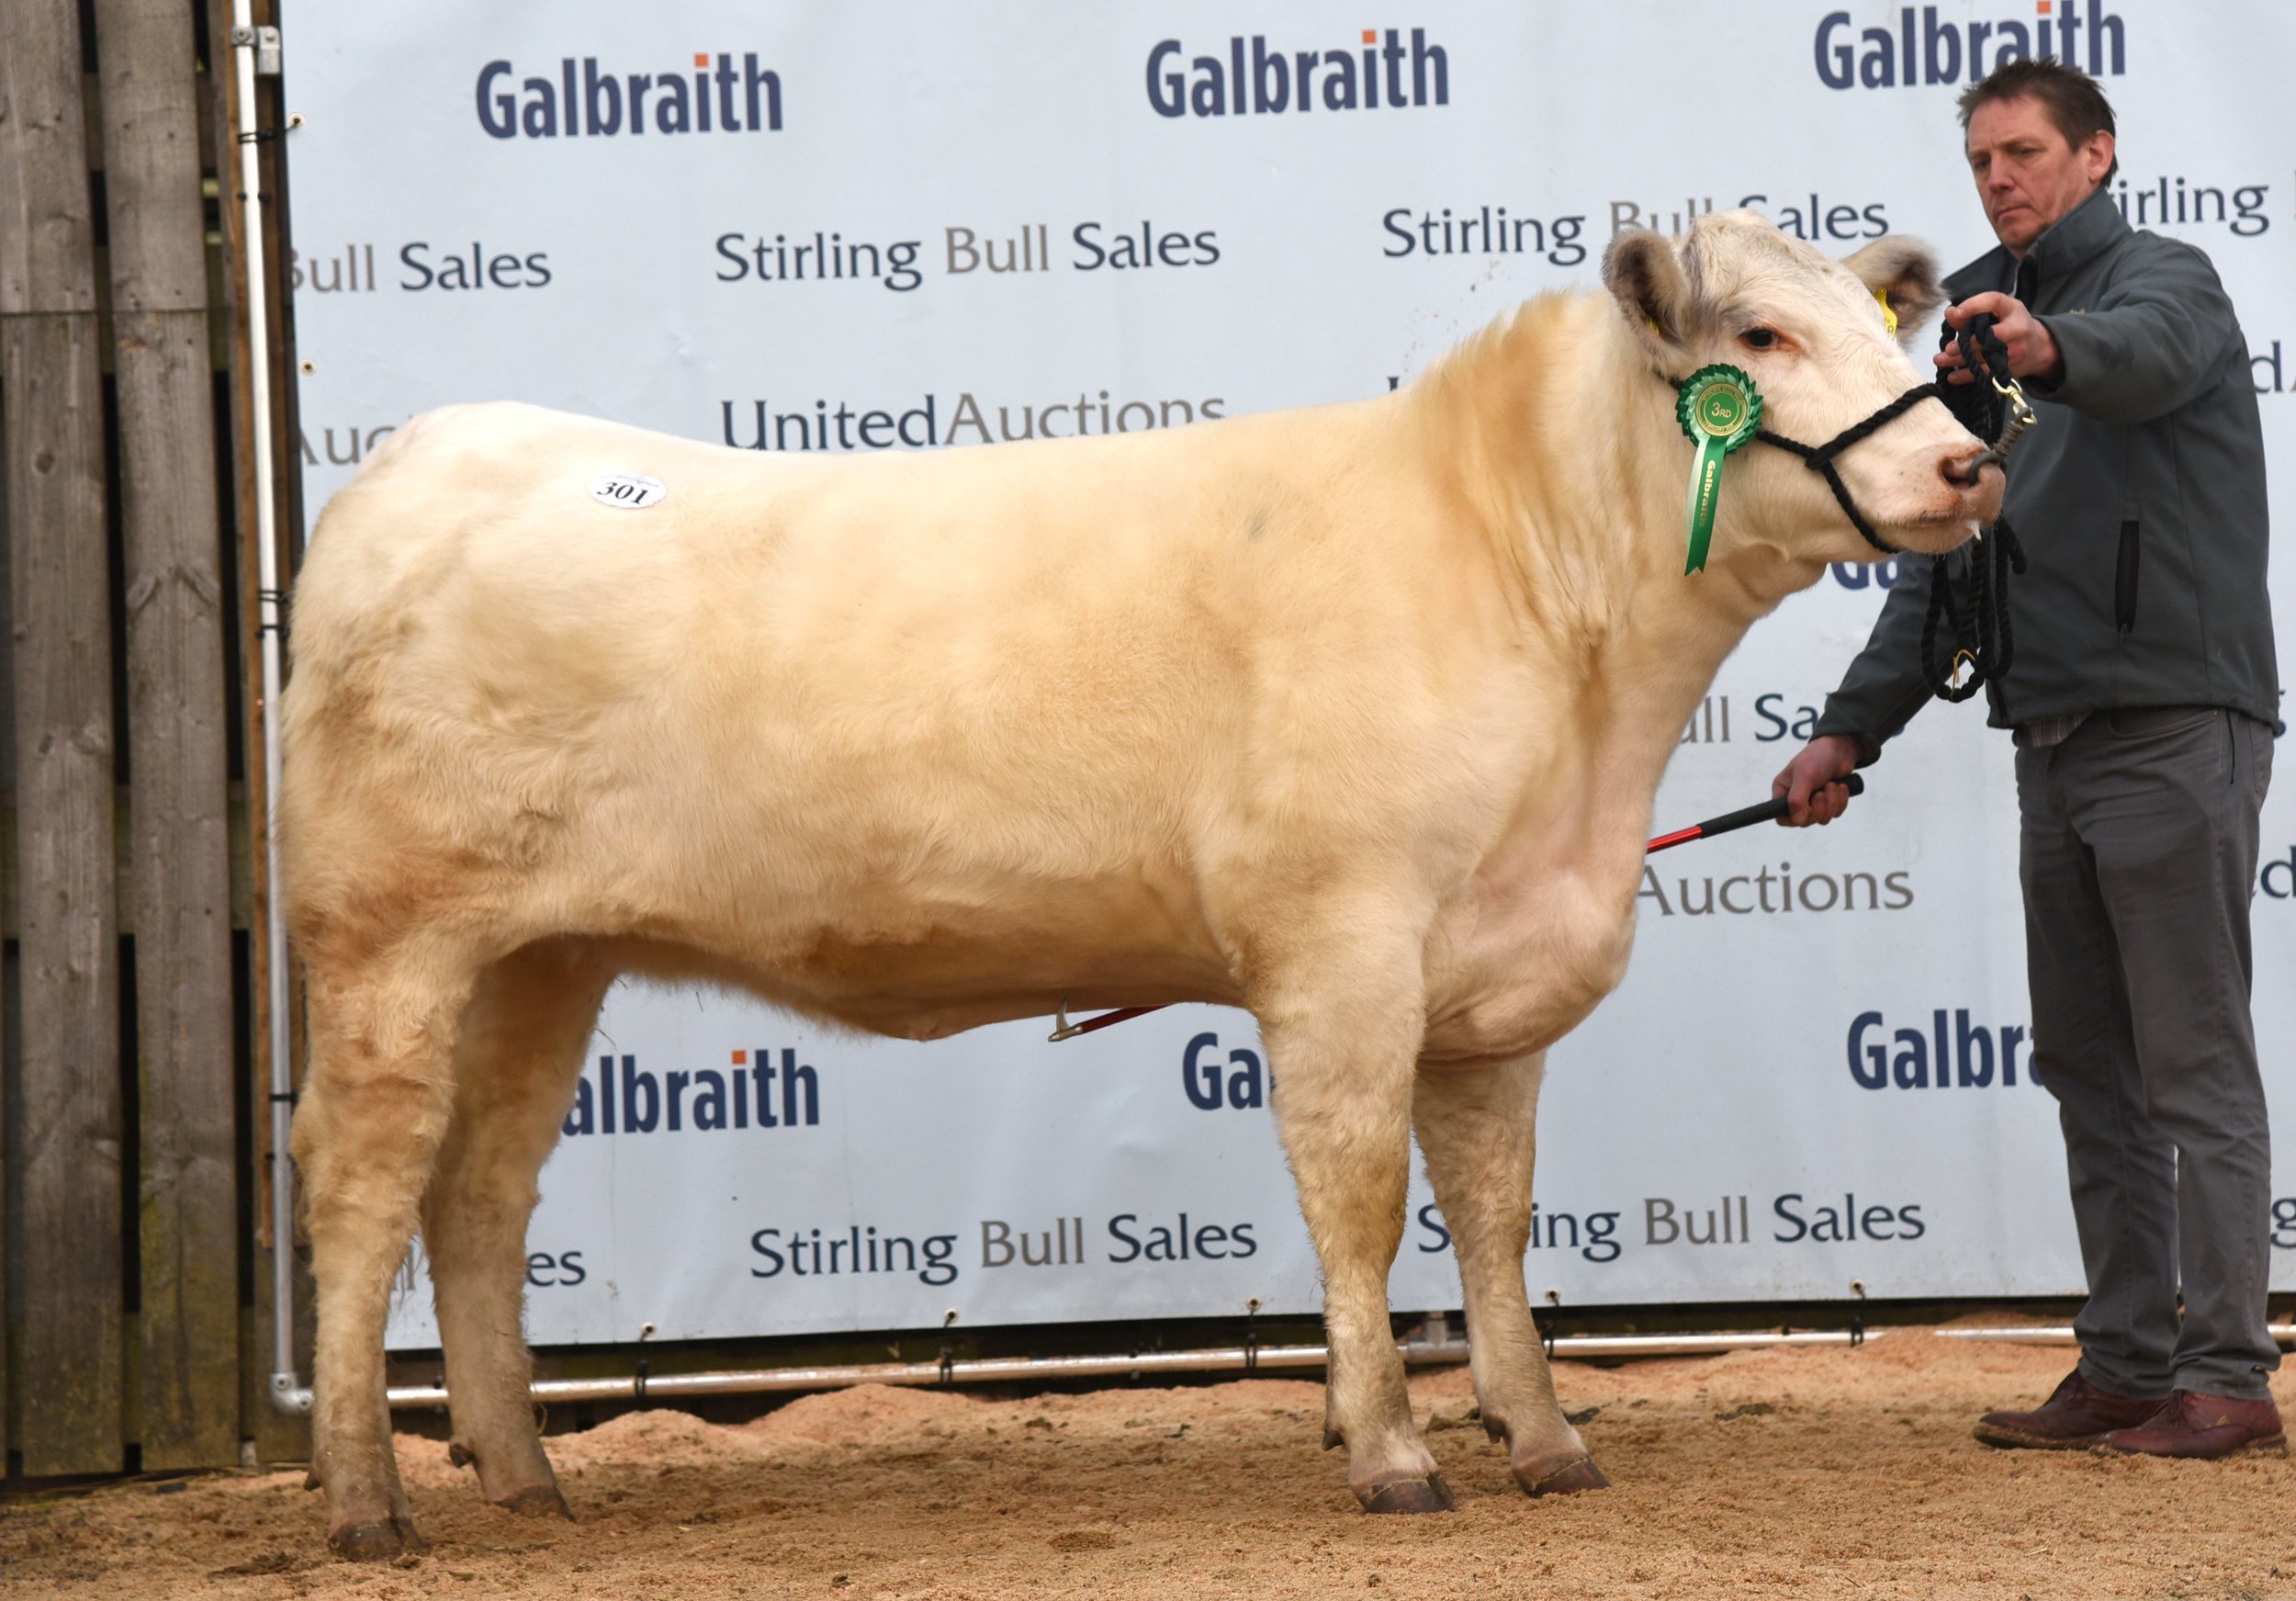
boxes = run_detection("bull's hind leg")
[293,941,479,1561]
[1256,910,1450,1513]
[1412,1053,1607,1496]
[422,940,613,1518]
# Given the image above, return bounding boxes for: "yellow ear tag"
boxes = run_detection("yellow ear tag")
[1874,288,1898,335]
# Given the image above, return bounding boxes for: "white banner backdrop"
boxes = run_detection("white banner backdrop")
[274,2,2296,1349]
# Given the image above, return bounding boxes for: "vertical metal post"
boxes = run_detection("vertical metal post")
[228,3,299,1414]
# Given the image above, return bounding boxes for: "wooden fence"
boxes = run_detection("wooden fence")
[1,0,303,1475]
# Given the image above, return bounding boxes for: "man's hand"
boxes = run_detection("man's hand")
[1936,292,2064,385]
[1773,734,1863,827]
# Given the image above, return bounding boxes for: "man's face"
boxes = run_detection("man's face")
[1964,96,2116,254]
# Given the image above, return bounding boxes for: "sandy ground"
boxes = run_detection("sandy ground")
[6,1318,2295,1600]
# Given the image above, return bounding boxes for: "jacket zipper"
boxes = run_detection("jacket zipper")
[2114,518,2140,635]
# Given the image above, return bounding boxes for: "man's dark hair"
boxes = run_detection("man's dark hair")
[1958,58,2118,178]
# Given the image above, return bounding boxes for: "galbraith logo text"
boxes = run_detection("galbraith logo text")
[561,1049,819,1135]
[1815,3,2125,89]
[1848,1009,2030,1090]
[477,53,782,139]
[1148,28,1448,117]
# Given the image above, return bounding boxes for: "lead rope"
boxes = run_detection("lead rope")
[1919,314,2032,702]
[1920,511,2026,702]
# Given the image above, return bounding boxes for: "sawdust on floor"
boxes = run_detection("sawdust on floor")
[6,1314,2292,1600]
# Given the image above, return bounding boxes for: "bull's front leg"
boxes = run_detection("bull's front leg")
[1412,1052,1608,1496]
[1256,916,1451,1514]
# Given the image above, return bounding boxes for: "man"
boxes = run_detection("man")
[1775,59,2280,1458]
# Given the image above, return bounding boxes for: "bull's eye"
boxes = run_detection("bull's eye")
[1740,327,1780,351]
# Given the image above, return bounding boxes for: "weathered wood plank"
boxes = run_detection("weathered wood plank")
[4,0,126,1478]
[0,0,102,317]
[2,396,14,1473]
[119,307,240,1471]
[96,0,208,315]
[3,311,124,1477]
[101,0,239,1471]
[0,795,253,938]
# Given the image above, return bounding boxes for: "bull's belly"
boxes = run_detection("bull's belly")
[601,900,1243,1043]
[549,803,1643,1059]
[589,864,1639,1058]
[610,917,1626,1058]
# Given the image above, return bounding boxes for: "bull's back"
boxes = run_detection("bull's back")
[294,397,1375,698]
[288,400,1298,805]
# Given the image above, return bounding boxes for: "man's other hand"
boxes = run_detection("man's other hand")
[1773,734,1864,826]
[1936,292,2064,385]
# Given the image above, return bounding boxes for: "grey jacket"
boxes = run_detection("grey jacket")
[1815,185,2276,756]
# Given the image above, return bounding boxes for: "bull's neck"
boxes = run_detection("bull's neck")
[1412,293,1823,840]
[1593,359,1822,829]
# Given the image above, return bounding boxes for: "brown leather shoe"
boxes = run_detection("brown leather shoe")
[1974,1369,2167,1449]
[2096,1389,2287,1460]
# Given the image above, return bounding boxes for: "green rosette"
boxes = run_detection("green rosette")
[1674,364,1764,574]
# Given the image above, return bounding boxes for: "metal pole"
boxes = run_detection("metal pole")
[229,3,299,1418]
[1938,1324,2296,1346]
[268,1326,1888,1416]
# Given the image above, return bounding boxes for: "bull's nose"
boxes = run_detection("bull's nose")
[1940,447,1989,488]
[1939,451,2005,521]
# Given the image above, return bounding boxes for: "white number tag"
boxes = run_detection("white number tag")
[588,471,668,510]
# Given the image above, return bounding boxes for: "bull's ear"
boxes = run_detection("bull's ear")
[1844,236,1944,347]
[1603,229,1696,366]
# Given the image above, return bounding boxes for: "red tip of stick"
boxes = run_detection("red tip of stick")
[1645,826,1705,854]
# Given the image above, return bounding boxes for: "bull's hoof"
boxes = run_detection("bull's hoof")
[491,1484,574,1521]
[1516,1453,1611,1497]
[328,1516,426,1563]
[1360,1472,1458,1514]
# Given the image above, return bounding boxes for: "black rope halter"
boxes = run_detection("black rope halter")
[1660,310,2034,704]
[1752,385,1941,557]
[1658,357,1949,558]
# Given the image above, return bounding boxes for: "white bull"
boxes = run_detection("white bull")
[281,211,1999,1559]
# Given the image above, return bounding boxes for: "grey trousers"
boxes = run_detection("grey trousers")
[2015,705,2278,1401]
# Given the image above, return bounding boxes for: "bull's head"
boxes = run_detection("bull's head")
[1604,209,2001,564]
